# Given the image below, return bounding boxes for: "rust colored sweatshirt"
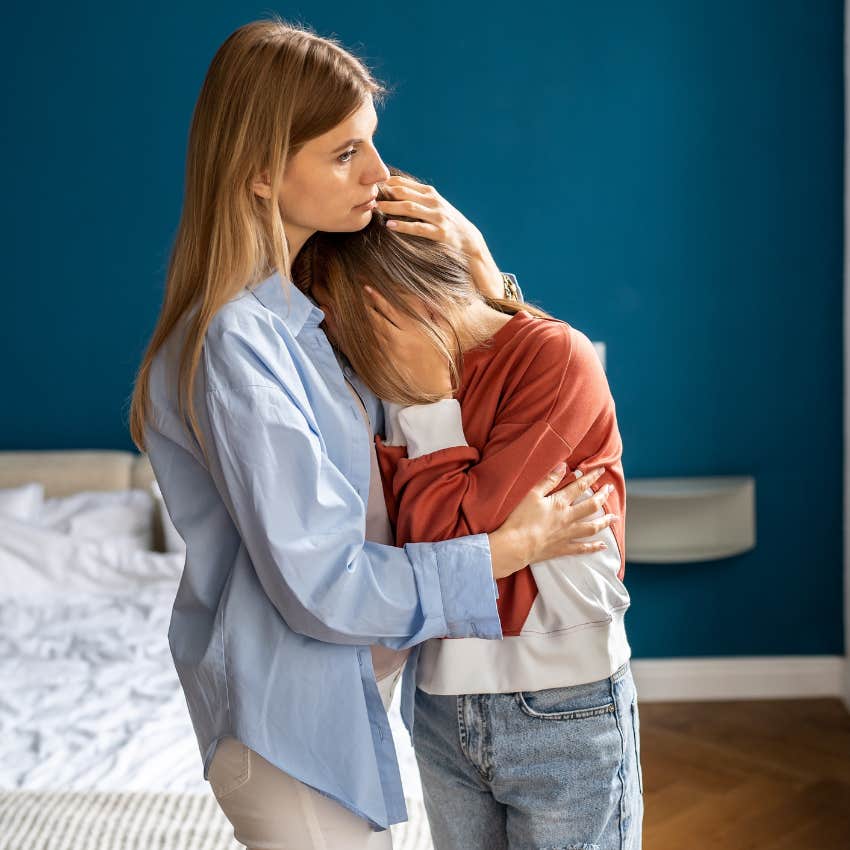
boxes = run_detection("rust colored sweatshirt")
[375,309,632,695]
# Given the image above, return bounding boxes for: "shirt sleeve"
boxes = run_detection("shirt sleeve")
[202,378,502,649]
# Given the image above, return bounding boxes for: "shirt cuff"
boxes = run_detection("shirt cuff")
[415,533,502,639]
[394,399,469,458]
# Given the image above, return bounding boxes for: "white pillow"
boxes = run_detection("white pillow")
[150,480,186,554]
[0,515,183,594]
[0,482,45,521]
[38,489,156,551]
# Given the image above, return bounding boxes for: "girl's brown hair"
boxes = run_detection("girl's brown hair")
[129,18,386,457]
[292,167,553,406]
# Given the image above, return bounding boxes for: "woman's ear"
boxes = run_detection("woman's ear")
[252,170,272,199]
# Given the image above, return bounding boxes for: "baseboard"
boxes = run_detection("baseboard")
[630,655,847,702]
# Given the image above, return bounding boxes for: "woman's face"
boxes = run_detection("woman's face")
[253,96,390,264]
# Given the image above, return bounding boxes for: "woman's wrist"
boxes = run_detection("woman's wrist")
[465,236,504,300]
[488,525,533,580]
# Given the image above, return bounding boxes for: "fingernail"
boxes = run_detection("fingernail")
[573,468,583,479]
[604,484,614,495]
[386,220,398,229]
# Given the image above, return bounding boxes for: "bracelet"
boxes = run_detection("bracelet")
[501,272,520,301]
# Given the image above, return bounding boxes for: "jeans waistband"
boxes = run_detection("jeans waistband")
[611,660,631,684]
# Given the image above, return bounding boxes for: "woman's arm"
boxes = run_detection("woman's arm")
[200,321,503,650]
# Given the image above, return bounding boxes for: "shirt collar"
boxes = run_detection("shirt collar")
[247,271,325,335]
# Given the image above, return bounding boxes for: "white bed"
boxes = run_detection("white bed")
[0,450,431,850]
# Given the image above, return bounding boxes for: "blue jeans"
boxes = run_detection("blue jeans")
[411,661,644,850]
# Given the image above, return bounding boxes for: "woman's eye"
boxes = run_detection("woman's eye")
[338,147,357,164]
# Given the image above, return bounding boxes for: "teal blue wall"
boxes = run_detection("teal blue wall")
[2,2,844,656]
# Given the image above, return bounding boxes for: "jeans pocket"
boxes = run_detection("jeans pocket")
[516,682,616,720]
[631,698,644,795]
[208,736,252,799]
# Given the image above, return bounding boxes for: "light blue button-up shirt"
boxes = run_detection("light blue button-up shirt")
[143,271,506,830]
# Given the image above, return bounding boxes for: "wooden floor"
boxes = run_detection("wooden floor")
[640,698,850,849]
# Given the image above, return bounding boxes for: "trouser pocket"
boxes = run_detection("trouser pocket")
[208,736,251,799]
[631,698,644,795]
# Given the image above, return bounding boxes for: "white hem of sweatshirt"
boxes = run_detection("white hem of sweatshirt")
[415,605,632,694]
[382,399,468,457]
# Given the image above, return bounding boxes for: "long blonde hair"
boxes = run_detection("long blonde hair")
[129,18,386,457]
[291,167,553,406]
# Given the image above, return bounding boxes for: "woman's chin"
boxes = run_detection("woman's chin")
[316,209,374,234]
[338,208,375,231]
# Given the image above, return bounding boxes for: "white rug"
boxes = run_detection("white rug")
[0,790,434,850]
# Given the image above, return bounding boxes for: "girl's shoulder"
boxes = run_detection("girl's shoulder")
[508,311,599,379]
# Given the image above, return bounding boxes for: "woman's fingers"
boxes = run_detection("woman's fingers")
[561,540,610,555]
[381,219,441,240]
[377,199,440,220]
[546,466,619,530]
[380,176,435,199]
[531,462,569,497]
[560,490,615,527]
[561,466,605,497]
[571,514,618,539]
[570,483,614,517]
[379,183,432,203]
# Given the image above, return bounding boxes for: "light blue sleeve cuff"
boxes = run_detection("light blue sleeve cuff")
[407,533,502,640]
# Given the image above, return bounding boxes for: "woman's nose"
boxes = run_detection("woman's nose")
[365,149,390,185]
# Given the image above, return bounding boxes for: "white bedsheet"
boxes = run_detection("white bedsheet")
[0,513,423,800]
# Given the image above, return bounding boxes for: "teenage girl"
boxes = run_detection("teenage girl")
[294,184,643,849]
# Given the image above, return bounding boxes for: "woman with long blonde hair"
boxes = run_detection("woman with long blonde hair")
[130,18,616,849]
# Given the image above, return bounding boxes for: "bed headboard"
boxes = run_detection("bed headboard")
[0,450,163,550]
[0,450,155,496]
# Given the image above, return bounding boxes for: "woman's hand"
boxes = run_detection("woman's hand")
[376,175,482,255]
[376,175,505,299]
[362,284,453,398]
[489,465,617,580]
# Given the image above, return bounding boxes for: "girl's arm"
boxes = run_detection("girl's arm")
[376,325,623,556]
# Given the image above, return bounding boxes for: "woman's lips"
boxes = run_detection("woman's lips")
[354,197,377,210]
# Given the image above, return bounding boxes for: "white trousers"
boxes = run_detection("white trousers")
[208,667,403,850]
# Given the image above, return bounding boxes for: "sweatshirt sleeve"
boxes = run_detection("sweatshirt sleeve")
[375,324,579,547]
[545,327,626,568]
[375,321,626,582]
